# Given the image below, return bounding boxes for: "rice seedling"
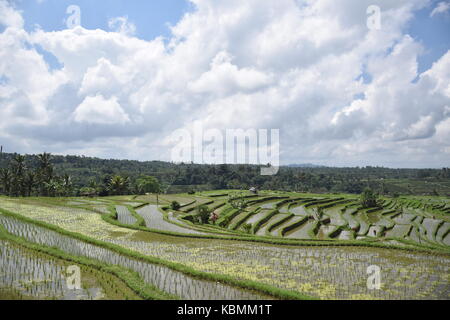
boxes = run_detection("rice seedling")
[0,240,139,300]
[136,205,205,235]
[115,206,137,225]
[255,214,290,236]
[284,219,316,239]
[0,193,449,300]
[0,214,269,300]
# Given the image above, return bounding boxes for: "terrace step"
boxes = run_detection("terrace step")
[316,224,339,239]
[116,205,137,225]
[244,210,270,226]
[435,222,450,245]
[284,219,316,239]
[269,215,298,237]
[337,230,354,240]
[342,210,359,230]
[255,213,290,236]
[137,205,205,235]
[421,218,443,243]
[385,224,412,239]
[353,212,370,236]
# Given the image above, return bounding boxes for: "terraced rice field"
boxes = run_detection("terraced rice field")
[255,214,290,236]
[0,240,139,300]
[290,205,310,216]
[284,220,316,239]
[0,214,265,300]
[136,205,205,235]
[116,206,137,225]
[0,191,449,300]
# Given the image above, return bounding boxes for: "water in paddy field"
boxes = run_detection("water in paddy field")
[1,197,449,300]
[122,202,143,207]
[109,235,450,300]
[0,214,268,300]
[256,214,289,236]
[260,202,277,209]
[115,205,137,225]
[136,205,205,235]
[0,241,104,300]
[284,220,316,239]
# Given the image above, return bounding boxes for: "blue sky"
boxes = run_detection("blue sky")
[14,0,450,73]
[408,1,450,73]
[18,0,192,40]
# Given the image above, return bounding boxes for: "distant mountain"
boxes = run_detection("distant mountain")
[286,163,325,168]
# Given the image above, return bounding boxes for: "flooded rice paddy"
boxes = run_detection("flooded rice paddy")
[136,205,205,235]
[0,240,138,300]
[115,206,137,225]
[0,198,449,300]
[0,214,267,300]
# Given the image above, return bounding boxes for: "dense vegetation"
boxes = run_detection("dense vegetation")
[0,152,449,197]
[0,152,160,197]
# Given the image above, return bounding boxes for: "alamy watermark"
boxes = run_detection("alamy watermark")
[366,265,381,290]
[170,121,280,176]
[367,5,381,30]
[65,265,81,290]
[66,5,81,29]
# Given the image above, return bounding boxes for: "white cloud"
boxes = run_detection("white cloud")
[0,0,449,167]
[108,16,136,36]
[430,1,450,17]
[189,51,273,95]
[73,95,131,125]
[0,0,24,29]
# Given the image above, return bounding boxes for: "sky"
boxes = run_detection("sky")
[0,0,449,168]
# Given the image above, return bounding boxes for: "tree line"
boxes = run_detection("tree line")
[0,153,69,197]
[0,153,160,197]
[0,151,449,197]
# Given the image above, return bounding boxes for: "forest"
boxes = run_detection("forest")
[0,151,449,197]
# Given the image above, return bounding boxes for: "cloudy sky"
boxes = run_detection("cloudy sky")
[0,0,449,168]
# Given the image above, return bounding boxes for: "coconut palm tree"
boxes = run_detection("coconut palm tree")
[108,175,130,195]
[62,173,73,196]
[25,171,36,197]
[45,180,59,197]
[0,168,11,195]
[37,153,53,196]
[10,154,27,196]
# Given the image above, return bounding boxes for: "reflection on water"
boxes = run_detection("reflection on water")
[0,241,104,300]
[0,214,268,300]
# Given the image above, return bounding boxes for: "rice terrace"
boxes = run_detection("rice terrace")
[0,153,449,300]
[1,0,450,306]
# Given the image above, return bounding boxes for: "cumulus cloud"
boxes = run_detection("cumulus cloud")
[108,16,136,36]
[189,51,273,96]
[73,95,131,125]
[0,0,24,28]
[430,1,450,17]
[0,0,449,167]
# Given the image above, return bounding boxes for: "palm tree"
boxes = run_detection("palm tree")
[37,153,52,171]
[108,175,130,195]
[62,174,73,196]
[45,180,59,197]
[11,154,27,196]
[37,153,53,196]
[0,168,11,195]
[25,171,36,197]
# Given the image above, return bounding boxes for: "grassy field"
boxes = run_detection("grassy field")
[0,191,449,300]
